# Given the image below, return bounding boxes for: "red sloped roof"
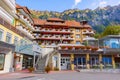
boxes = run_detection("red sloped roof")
[83,24,92,29]
[16,4,31,14]
[47,18,64,22]
[33,18,46,25]
[65,20,82,28]
[16,4,22,8]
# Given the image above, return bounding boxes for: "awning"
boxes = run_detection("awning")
[0,41,15,54]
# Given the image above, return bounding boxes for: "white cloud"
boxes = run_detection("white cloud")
[72,0,82,8]
[99,1,107,7]
[119,1,120,4]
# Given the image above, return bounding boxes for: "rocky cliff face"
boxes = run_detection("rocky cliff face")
[31,4,120,33]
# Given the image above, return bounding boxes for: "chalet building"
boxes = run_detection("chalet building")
[33,18,109,71]
[0,0,41,74]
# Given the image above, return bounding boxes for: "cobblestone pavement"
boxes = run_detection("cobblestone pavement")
[0,71,120,80]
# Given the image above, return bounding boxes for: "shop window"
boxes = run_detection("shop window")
[110,39,119,48]
[0,54,5,70]
[0,29,4,41]
[102,57,112,68]
[6,32,12,43]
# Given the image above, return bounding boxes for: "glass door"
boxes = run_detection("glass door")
[74,57,86,69]
[61,57,70,70]
[90,56,99,69]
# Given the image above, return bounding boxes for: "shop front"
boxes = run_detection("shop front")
[22,54,33,69]
[0,41,15,74]
[0,54,5,71]
[14,44,41,71]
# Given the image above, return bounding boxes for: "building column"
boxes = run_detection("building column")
[112,55,116,69]
[20,55,23,70]
[70,54,74,70]
[58,53,61,71]
[86,54,90,69]
[4,51,14,72]
[99,54,103,70]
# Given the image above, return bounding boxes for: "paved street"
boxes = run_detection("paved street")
[0,71,120,80]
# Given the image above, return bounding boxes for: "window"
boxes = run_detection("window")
[0,54,5,70]
[0,29,4,41]
[76,41,81,44]
[76,29,80,32]
[14,36,18,45]
[110,39,119,48]
[102,57,112,66]
[76,34,80,38]
[20,39,24,45]
[6,32,12,43]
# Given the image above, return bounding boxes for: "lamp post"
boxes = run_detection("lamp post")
[60,36,63,44]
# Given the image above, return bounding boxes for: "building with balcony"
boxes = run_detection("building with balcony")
[33,18,109,71]
[13,4,41,71]
[0,1,41,73]
[0,0,21,74]
[33,18,95,46]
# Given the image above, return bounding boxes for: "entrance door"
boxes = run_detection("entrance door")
[61,57,70,70]
[90,56,99,68]
[115,57,120,69]
[74,57,86,69]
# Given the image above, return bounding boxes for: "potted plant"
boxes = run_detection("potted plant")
[45,65,51,73]
[91,47,98,51]
[86,46,91,50]
[28,67,34,73]
[54,67,59,71]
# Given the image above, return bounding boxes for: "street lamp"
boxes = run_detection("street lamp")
[60,36,63,44]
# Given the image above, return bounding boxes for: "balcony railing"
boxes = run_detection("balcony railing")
[83,36,97,41]
[45,22,67,26]
[34,29,72,34]
[35,35,73,41]
[19,14,34,30]
[0,17,32,39]
[16,26,34,39]
[82,30,95,34]
[3,0,15,10]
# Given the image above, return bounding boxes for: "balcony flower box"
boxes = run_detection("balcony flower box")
[91,47,98,51]
[56,29,58,31]
[45,28,48,30]
[83,30,86,32]
[80,46,85,49]
[56,36,58,38]
[86,46,91,50]
[44,35,48,38]
[71,36,73,38]
[60,29,62,31]
[66,36,68,38]
[50,35,52,37]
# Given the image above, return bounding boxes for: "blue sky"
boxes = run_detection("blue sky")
[16,0,120,12]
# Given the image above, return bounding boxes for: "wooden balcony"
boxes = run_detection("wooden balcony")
[33,29,72,34]
[82,30,95,35]
[0,17,32,40]
[34,36,74,41]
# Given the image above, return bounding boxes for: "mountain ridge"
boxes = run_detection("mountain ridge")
[31,4,120,33]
